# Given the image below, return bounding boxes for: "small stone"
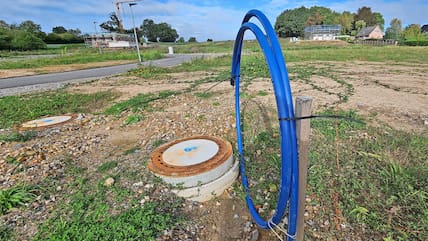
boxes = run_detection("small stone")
[105,126,112,131]
[233,214,239,219]
[132,182,144,187]
[250,229,259,241]
[104,177,115,186]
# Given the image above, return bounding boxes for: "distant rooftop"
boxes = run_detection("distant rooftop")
[304,25,341,33]
[356,26,378,37]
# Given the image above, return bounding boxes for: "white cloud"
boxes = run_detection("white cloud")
[1,0,427,40]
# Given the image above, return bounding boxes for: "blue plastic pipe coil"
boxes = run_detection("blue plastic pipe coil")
[231,9,299,240]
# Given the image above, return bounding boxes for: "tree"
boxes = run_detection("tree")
[11,31,46,50]
[403,24,425,40]
[141,19,178,42]
[275,6,312,37]
[18,20,46,39]
[188,37,197,42]
[306,11,323,26]
[0,28,12,49]
[354,20,367,34]
[141,19,158,42]
[177,37,185,43]
[100,12,121,33]
[385,18,402,40]
[18,20,42,33]
[373,12,385,31]
[354,6,376,26]
[52,26,67,34]
[335,11,354,35]
[68,28,82,36]
[157,22,178,42]
[309,6,339,25]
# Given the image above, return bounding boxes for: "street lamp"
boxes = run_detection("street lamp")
[129,3,142,64]
[93,21,98,34]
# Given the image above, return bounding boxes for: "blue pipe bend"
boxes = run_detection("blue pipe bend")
[231,10,299,240]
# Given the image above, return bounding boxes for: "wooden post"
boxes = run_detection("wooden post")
[295,96,313,241]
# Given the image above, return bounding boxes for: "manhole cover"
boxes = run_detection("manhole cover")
[21,115,74,129]
[148,135,237,202]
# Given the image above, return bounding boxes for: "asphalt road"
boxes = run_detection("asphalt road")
[0,53,214,90]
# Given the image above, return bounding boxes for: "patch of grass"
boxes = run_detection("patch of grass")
[283,45,428,63]
[104,90,178,116]
[0,49,163,69]
[234,107,427,239]
[128,65,171,79]
[307,109,427,240]
[152,139,167,148]
[256,90,268,96]
[123,147,139,155]
[96,161,118,173]
[194,92,213,98]
[124,114,143,125]
[33,175,181,241]
[0,91,117,128]
[0,185,37,215]
[0,224,14,241]
[0,131,35,142]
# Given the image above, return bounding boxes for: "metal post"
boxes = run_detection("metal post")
[129,3,142,64]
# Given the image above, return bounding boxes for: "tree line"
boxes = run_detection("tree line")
[274,5,427,42]
[99,12,198,43]
[0,20,83,50]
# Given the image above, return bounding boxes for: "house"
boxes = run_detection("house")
[421,24,428,34]
[304,25,341,40]
[84,33,136,48]
[356,26,383,39]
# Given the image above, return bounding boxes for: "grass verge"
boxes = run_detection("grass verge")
[233,109,427,240]
[32,160,183,241]
[0,91,117,128]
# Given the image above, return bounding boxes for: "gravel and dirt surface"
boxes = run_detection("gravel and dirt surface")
[0,60,427,240]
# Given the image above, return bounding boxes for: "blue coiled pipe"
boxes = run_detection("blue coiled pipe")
[231,10,299,240]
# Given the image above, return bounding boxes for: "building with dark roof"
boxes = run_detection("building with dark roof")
[421,24,428,34]
[356,25,383,39]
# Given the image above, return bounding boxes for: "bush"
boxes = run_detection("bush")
[11,31,46,50]
[402,39,428,46]
[0,29,13,50]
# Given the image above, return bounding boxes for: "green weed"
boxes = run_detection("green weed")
[0,131,35,142]
[194,92,213,98]
[124,114,143,125]
[0,224,14,241]
[104,90,177,116]
[0,185,37,215]
[96,161,118,173]
[123,147,139,155]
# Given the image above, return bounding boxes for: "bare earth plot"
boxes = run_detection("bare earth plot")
[0,60,427,240]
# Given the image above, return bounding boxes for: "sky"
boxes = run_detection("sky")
[1,0,427,41]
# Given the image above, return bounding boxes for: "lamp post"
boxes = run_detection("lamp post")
[129,3,142,64]
[93,21,98,34]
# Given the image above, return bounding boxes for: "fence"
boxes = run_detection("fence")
[354,39,398,46]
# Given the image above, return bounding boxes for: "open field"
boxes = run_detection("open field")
[0,43,427,240]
